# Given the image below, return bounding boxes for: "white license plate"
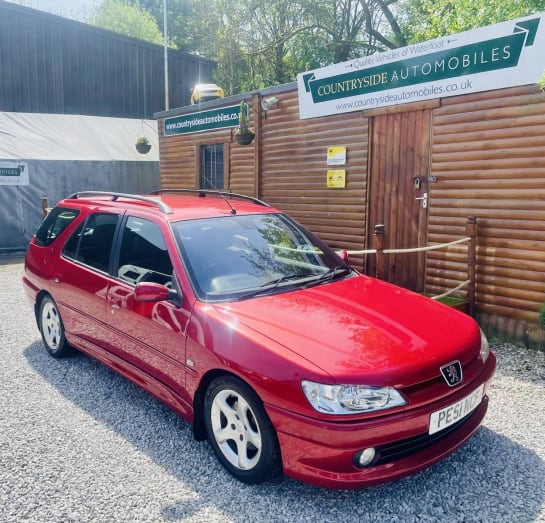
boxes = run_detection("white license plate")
[429,384,485,435]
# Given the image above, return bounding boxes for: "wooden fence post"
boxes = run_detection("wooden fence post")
[374,224,385,281]
[41,196,49,218]
[466,216,477,317]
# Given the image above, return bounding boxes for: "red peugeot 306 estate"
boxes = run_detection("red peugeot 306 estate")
[22,190,495,489]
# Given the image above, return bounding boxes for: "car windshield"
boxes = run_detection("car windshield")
[172,213,351,301]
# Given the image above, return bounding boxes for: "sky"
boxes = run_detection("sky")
[6,0,99,20]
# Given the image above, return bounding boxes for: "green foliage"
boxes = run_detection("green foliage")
[539,301,545,329]
[95,0,407,94]
[125,0,199,52]
[88,0,545,97]
[90,0,164,45]
[539,70,545,91]
[236,101,250,132]
[397,0,545,43]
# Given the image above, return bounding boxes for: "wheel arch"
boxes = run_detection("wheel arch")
[34,290,52,323]
[195,368,283,483]
[192,369,265,442]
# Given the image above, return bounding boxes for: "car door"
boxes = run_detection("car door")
[105,214,193,409]
[51,210,122,349]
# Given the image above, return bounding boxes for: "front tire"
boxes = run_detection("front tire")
[38,296,73,358]
[204,376,280,484]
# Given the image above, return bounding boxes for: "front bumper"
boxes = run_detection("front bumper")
[265,353,496,489]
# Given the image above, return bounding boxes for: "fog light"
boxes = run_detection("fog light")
[354,447,376,468]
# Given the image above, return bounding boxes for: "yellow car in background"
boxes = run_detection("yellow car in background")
[190,83,224,104]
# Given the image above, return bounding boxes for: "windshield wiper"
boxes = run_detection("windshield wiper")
[238,272,315,300]
[265,272,316,289]
[237,268,352,300]
[305,265,352,286]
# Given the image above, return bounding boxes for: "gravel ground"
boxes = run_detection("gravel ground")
[1,254,545,523]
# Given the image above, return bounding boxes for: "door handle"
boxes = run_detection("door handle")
[415,192,428,208]
[111,303,121,314]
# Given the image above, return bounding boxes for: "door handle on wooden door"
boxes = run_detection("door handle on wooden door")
[415,192,428,208]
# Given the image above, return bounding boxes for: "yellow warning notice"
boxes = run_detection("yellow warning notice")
[326,169,346,188]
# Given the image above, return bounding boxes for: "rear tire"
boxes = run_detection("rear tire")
[38,296,73,358]
[204,376,280,484]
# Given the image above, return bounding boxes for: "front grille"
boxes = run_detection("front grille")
[374,410,475,465]
[401,354,481,397]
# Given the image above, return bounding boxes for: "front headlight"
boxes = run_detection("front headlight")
[480,328,490,363]
[301,381,407,415]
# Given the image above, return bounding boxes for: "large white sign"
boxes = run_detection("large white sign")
[298,13,545,119]
[0,162,28,185]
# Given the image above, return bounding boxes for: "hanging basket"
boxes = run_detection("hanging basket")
[235,130,255,145]
[135,142,152,154]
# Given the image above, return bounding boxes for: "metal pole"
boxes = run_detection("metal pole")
[41,196,50,218]
[466,216,477,317]
[373,224,386,281]
[163,0,169,110]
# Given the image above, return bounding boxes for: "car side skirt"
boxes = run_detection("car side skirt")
[65,332,194,424]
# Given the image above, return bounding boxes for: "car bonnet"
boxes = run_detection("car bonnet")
[212,275,481,387]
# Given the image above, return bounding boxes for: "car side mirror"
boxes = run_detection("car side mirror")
[336,249,349,263]
[134,282,180,305]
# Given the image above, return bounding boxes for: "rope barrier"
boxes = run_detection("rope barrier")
[384,236,470,254]
[344,232,474,307]
[430,280,470,300]
[346,248,376,255]
[346,236,470,256]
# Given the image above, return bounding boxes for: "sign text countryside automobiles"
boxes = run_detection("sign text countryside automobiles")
[298,13,545,119]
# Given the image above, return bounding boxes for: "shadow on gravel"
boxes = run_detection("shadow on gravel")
[25,341,545,523]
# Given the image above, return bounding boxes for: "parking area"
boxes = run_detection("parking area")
[1,254,545,523]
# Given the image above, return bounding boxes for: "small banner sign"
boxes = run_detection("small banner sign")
[327,169,346,188]
[164,104,241,136]
[0,162,28,185]
[298,14,545,119]
[327,146,347,166]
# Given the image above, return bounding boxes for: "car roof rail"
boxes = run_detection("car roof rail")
[150,189,271,208]
[67,191,173,214]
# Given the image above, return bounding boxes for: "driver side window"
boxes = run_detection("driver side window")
[117,216,173,286]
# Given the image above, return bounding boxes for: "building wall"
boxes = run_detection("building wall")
[157,83,545,344]
[0,0,216,119]
[259,90,368,263]
[427,85,545,342]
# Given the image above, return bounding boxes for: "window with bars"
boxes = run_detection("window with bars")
[199,144,224,189]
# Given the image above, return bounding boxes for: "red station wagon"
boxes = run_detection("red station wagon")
[22,190,496,489]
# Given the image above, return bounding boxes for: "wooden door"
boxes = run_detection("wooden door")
[366,109,432,292]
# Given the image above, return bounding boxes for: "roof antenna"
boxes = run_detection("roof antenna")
[218,191,237,214]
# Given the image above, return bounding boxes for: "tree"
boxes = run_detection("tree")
[397,0,545,43]
[90,0,165,45]
[105,0,411,91]
[124,0,240,89]
[125,0,208,52]
[206,0,249,93]
[120,0,409,91]
[221,0,407,90]
[311,0,406,63]
[240,0,309,87]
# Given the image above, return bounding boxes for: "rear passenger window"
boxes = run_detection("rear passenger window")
[117,217,173,286]
[63,213,120,273]
[34,207,79,247]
